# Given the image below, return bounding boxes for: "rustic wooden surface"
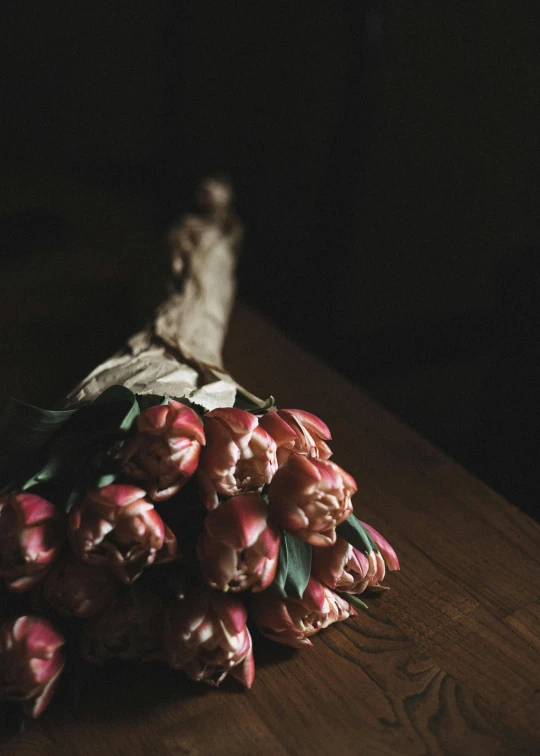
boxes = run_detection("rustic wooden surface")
[2,301,540,756]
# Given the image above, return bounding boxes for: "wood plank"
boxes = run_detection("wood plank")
[381,577,540,729]
[250,611,540,755]
[504,601,540,655]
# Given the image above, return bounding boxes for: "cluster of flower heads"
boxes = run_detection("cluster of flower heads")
[0,398,399,718]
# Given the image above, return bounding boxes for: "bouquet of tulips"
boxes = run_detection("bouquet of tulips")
[0,386,399,719]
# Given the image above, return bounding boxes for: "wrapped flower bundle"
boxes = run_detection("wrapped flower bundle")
[0,178,400,720]
[0,394,399,716]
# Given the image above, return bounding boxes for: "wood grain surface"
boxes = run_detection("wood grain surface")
[2,302,540,756]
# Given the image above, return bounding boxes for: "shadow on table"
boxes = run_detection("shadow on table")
[0,634,299,743]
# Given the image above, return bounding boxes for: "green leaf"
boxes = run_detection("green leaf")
[62,451,124,514]
[0,385,141,510]
[21,386,139,485]
[340,592,369,611]
[271,534,289,598]
[271,531,312,599]
[93,385,140,433]
[0,399,77,491]
[95,472,118,488]
[336,514,378,554]
[59,387,140,512]
[284,534,312,599]
[136,394,170,412]
[7,385,139,513]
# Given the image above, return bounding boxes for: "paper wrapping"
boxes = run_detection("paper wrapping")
[65,177,262,411]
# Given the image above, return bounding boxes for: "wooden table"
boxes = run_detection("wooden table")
[2,302,540,755]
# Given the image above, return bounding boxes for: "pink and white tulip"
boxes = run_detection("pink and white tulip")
[250,578,355,648]
[197,494,280,593]
[68,484,176,584]
[0,616,65,717]
[120,400,205,501]
[81,583,166,663]
[0,493,63,592]
[260,408,332,465]
[43,553,121,618]
[312,522,399,593]
[198,408,277,510]
[311,536,380,593]
[164,590,254,688]
[268,455,356,546]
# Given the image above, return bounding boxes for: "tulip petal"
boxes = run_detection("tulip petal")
[138,404,170,433]
[259,412,297,447]
[229,645,255,689]
[154,524,178,565]
[358,520,400,571]
[205,407,259,435]
[281,410,331,442]
[205,495,268,550]
[25,665,64,718]
[16,494,58,526]
[223,601,249,635]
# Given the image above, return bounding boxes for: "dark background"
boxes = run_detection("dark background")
[1,2,539,518]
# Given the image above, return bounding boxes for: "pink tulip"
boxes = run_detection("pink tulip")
[260,409,332,465]
[311,537,378,593]
[268,455,356,546]
[120,400,205,502]
[0,616,65,717]
[198,407,277,510]
[312,521,400,593]
[197,494,280,593]
[81,583,165,663]
[164,590,254,688]
[0,493,63,592]
[43,553,121,618]
[358,520,401,572]
[250,578,355,648]
[68,484,176,584]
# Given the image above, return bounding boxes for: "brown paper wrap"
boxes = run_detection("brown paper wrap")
[65,177,262,411]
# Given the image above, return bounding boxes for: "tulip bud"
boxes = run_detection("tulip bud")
[68,484,177,584]
[312,519,400,593]
[250,578,355,648]
[352,519,400,593]
[43,553,121,618]
[164,590,254,688]
[260,409,332,465]
[120,400,205,502]
[0,493,63,593]
[197,494,280,593]
[311,537,376,594]
[81,583,165,663]
[268,456,356,547]
[199,408,277,510]
[0,616,65,717]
